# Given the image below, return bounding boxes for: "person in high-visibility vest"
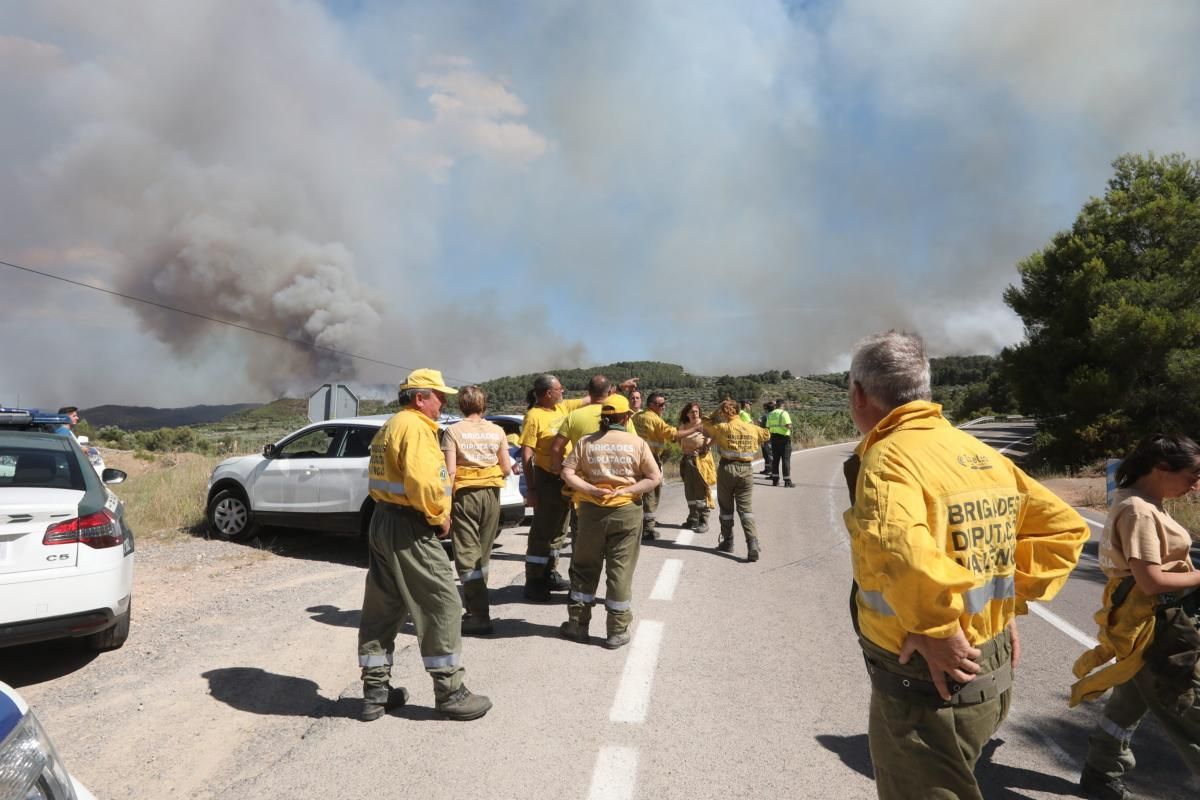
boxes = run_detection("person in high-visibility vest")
[678,398,770,561]
[631,391,677,540]
[358,368,492,722]
[766,398,795,488]
[758,401,774,475]
[559,393,662,649]
[441,386,511,636]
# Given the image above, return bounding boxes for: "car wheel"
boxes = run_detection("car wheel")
[208,488,257,541]
[87,603,131,651]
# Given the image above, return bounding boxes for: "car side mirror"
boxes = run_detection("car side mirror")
[77,435,90,445]
[263,443,276,459]
[101,468,127,485]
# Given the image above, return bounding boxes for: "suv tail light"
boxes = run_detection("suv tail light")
[44,509,124,548]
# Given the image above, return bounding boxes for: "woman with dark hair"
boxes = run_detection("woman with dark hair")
[1071,434,1200,799]
[559,394,661,649]
[676,402,715,532]
[441,386,511,635]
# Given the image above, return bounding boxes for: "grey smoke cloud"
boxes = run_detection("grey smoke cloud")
[1,0,1198,408]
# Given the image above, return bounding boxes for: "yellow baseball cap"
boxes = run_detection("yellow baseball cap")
[602,394,630,415]
[399,368,458,394]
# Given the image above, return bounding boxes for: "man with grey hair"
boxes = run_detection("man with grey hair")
[357,368,492,722]
[843,330,1088,799]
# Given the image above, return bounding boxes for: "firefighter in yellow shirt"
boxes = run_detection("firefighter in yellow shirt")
[441,385,512,636]
[679,398,770,560]
[843,332,1087,799]
[357,369,492,722]
[520,373,637,600]
[632,391,677,540]
[560,394,661,649]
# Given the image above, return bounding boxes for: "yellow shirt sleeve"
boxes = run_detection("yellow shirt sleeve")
[1011,467,1089,610]
[398,426,450,527]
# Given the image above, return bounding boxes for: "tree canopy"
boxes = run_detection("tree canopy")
[1002,152,1200,465]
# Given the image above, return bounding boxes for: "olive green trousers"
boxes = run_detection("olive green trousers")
[1085,662,1200,781]
[526,466,570,581]
[451,486,500,621]
[567,502,642,635]
[358,503,464,701]
[865,630,1013,800]
[716,460,757,541]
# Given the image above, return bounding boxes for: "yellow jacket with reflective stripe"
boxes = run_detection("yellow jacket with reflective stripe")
[632,410,677,454]
[844,401,1088,654]
[1069,576,1156,707]
[701,417,769,461]
[368,408,450,527]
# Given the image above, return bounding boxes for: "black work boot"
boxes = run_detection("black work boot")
[523,578,551,602]
[1079,767,1132,800]
[461,614,494,636]
[694,510,709,534]
[642,519,659,541]
[683,507,699,530]
[746,537,761,563]
[361,685,409,722]
[547,569,571,592]
[784,479,795,488]
[436,685,493,721]
[717,532,733,553]
[772,477,779,487]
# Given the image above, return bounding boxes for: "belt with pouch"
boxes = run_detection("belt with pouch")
[863,654,1013,707]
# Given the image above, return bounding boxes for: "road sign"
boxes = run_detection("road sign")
[308,383,359,422]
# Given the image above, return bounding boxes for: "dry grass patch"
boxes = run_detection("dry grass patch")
[114,453,221,543]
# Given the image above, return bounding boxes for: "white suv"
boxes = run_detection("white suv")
[206,414,526,541]
[0,410,133,652]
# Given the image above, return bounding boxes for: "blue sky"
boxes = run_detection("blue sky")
[1,1,1198,406]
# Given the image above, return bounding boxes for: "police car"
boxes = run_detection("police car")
[0,408,134,651]
[206,414,527,542]
[0,680,96,799]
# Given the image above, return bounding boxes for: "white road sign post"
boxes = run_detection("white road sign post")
[308,383,360,422]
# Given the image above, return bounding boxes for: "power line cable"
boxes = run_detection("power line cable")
[1,258,480,385]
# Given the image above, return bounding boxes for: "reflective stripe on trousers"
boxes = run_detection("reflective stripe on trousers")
[459,567,488,582]
[570,590,596,603]
[606,599,631,611]
[422,652,462,669]
[358,653,394,667]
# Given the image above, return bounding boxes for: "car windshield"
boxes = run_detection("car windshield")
[0,446,86,490]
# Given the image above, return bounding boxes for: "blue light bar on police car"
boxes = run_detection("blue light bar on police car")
[0,408,72,428]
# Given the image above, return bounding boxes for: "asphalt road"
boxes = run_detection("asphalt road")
[5,424,1198,799]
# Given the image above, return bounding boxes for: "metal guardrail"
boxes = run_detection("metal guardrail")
[958,414,1031,428]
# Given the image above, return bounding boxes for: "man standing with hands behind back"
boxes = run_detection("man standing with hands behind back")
[843,331,1088,799]
[357,368,492,723]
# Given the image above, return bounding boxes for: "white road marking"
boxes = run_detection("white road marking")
[1028,602,1098,650]
[610,620,665,724]
[675,530,695,547]
[650,559,683,601]
[587,746,638,800]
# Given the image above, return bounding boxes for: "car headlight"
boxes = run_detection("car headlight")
[0,710,78,800]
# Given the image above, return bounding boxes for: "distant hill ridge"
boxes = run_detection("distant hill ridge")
[82,355,997,430]
[83,403,262,430]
